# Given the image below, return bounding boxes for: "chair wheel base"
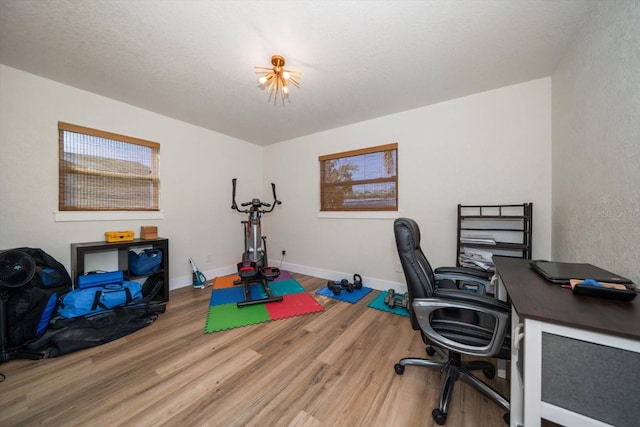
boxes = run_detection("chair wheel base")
[432,408,447,425]
[483,367,495,379]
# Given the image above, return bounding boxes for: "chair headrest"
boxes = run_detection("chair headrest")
[394,217,421,250]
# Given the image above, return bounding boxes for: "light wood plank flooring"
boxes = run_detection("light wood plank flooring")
[0,273,512,426]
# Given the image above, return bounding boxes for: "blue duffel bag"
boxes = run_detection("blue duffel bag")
[57,281,143,319]
[129,249,163,276]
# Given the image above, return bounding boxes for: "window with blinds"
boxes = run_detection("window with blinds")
[319,143,398,211]
[58,122,160,211]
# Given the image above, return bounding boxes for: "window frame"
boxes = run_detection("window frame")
[319,142,398,212]
[58,122,160,212]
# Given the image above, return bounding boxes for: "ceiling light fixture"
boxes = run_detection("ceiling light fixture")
[255,55,301,105]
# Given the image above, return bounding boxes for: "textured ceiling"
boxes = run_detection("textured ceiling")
[0,0,596,146]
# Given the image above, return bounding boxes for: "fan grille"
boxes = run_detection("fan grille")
[0,250,36,288]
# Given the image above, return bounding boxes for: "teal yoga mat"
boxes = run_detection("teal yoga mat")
[367,291,409,317]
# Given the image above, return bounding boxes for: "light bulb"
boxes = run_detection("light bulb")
[283,86,289,95]
[259,76,267,85]
[282,71,290,80]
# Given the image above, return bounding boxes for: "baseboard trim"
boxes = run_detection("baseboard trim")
[170,261,406,293]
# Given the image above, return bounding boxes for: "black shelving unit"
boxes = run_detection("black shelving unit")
[70,237,169,303]
[456,204,532,273]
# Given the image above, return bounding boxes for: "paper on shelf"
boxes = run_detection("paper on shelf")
[461,247,494,261]
[460,234,496,245]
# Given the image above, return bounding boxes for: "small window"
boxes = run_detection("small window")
[319,143,398,211]
[58,122,160,211]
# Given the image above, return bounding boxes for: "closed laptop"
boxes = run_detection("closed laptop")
[529,260,633,285]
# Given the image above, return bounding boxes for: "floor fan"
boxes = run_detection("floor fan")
[0,249,44,362]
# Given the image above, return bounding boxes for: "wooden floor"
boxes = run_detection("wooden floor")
[0,273,512,427]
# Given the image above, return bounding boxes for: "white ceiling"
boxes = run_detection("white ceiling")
[0,0,596,146]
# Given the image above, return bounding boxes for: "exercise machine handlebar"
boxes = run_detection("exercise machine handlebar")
[231,178,281,214]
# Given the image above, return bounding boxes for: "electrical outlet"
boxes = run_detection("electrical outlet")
[282,250,286,256]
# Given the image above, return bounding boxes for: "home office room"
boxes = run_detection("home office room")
[0,1,638,426]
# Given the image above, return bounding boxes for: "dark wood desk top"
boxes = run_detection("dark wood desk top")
[494,256,640,341]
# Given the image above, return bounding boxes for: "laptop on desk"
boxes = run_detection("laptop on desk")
[529,260,634,285]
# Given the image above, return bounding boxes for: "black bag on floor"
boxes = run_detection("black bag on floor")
[6,247,72,347]
[141,272,164,300]
[27,302,166,357]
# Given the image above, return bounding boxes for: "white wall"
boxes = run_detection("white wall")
[265,78,552,289]
[0,65,263,289]
[552,1,640,285]
[0,66,553,292]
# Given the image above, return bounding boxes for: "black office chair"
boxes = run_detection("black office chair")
[393,217,511,425]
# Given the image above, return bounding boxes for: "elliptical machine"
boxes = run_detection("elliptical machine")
[231,178,283,307]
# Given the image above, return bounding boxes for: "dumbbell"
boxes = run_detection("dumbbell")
[353,274,363,289]
[327,280,342,295]
[384,288,396,307]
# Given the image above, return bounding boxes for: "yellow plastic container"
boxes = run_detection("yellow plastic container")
[104,230,135,243]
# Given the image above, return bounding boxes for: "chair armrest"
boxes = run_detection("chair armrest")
[434,267,491,294]
[412,291,510,357]
[434,266,492,280]
[434,289,510,312]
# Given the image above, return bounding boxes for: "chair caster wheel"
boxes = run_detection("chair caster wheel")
[426,346,436,356]
[432,408,447,425]
[503,412,510,425]
[483,367,495,379]
[394,363,405,375]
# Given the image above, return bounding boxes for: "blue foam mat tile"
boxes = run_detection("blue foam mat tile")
[315,286,373,304]
[209,286,244,306]
[210,280,306,306]
[209,283,267,306]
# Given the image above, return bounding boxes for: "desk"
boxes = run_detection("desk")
[494,256,640,427]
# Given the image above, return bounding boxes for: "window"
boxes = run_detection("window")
[319,143,398,211]
[58,122,160,211]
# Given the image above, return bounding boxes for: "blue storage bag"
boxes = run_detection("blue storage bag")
[57,281,143,319]
[129,249,162,275]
